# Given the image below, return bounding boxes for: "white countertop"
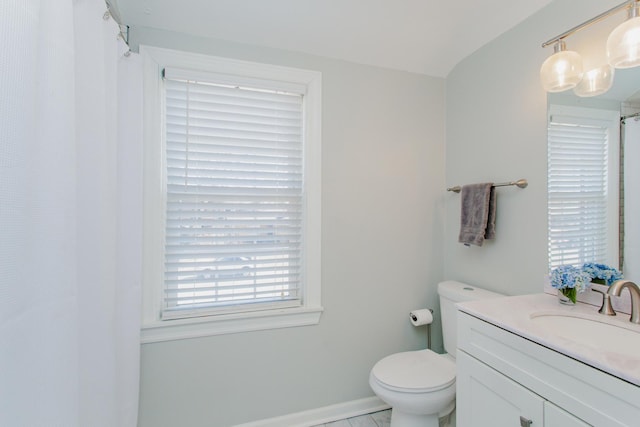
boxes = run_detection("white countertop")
[457,293,640,386]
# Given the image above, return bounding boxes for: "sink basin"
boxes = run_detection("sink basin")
[530,312,640,356]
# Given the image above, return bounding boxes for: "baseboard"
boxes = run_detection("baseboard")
[232,396,390,427]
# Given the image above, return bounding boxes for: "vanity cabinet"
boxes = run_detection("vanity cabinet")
[458,351,587,427]
[456,311,640,427]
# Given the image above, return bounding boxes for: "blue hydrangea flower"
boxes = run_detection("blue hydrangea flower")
[550,265,592,292]
[582,263,623,286]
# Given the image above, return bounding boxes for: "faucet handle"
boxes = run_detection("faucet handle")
[592,288,616,316]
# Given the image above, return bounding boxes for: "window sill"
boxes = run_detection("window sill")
[141,305,324,343]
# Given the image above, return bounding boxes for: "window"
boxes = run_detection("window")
[141,47,322,342]
[547,105,619,270]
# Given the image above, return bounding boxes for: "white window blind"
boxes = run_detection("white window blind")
[547,114,611,269]
[162,67,305,320]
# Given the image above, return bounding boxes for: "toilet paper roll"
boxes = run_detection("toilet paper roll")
[410,309,433,326]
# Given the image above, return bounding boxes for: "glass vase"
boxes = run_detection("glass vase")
[558,287,577,305]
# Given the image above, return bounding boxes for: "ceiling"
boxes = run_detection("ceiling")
[113,0,554,78]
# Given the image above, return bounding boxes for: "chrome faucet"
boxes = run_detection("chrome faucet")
[607,280,640,324]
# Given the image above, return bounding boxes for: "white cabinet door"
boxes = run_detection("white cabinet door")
[457,351,544,427]
[544,402,590,427]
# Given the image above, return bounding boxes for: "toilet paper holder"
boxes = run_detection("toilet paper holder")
[410,308,434,349]
[409,308,433,323]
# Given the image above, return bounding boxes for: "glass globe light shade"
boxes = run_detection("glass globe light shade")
[540,43,584,92]
[607,11,640,69]
[573,64,615,97]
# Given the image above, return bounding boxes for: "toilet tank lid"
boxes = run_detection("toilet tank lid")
[437,280,504,302]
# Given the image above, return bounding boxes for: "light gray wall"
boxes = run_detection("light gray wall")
[130,27,446,427]
[444,0,621,295]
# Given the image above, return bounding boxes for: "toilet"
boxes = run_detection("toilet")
[369,280,503,427]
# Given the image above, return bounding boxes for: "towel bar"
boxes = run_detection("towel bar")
[447,179,528,193]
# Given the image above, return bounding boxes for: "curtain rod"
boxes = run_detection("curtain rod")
[622,112,640,121]
[104,0,130,55]
[446,179,528,193]
[542,0,635,48]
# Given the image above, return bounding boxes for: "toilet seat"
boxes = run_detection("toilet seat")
[371,349,455,393]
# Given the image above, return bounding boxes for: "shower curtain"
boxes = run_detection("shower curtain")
[0,0,142,425]
[624,115,640,280]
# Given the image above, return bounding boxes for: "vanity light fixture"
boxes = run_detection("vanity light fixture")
[607,1,640,68]
[573,64,615,97]
[540,40,583,92]
[541,0,640,96]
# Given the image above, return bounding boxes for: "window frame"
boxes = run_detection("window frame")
[547,104,620,271]
[140,46,322,343]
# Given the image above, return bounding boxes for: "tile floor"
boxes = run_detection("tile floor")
[311,409,391,427]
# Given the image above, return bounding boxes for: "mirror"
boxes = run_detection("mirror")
[548,67,640,279]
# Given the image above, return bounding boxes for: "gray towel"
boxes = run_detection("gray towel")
[458,183,496,247]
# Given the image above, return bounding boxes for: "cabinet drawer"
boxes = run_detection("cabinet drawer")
[545,402,590,427]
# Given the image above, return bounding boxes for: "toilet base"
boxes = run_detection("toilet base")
[389,404,455,427]
[390,410,439,427]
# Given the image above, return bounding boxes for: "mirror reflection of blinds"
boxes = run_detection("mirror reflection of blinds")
[161,67,305,320]
[548,117,609,269]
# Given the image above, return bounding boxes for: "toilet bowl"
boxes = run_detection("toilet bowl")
[369,349,455,427]
[369,281,504,427]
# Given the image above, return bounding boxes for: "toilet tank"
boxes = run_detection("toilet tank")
[438,280,504,357]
